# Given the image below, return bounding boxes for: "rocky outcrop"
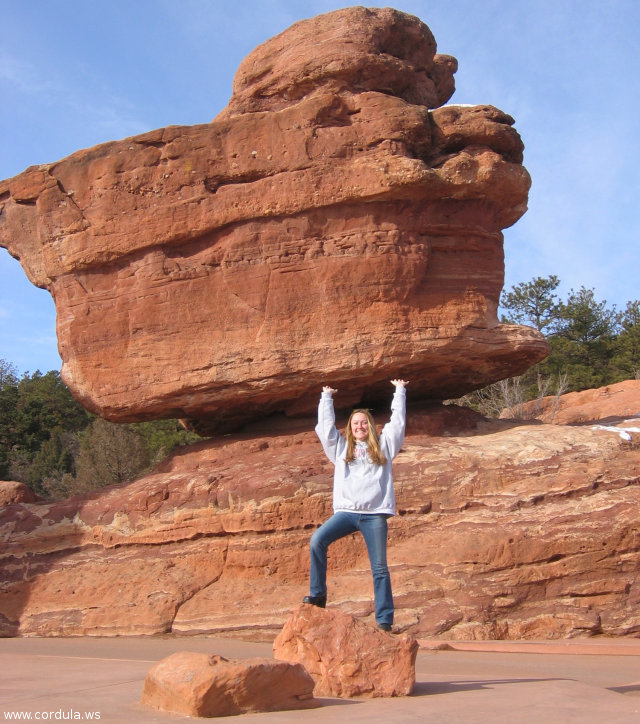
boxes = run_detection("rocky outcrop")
[141,651,317,717]
[0,481,41,506]
[274,605,418,697]
[1,401,638,641]
[0,7,547,433]
[503,380,640,425]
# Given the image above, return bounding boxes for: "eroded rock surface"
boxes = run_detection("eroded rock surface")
[502,380,640,425]
[0,7,546,432]
[141,651,317,717]
[0,481,41,506]
[274,605,418,697]
[1,398,638,641]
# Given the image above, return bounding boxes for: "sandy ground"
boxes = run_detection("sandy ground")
[1,637,639,723]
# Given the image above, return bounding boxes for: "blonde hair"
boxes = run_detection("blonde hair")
[345,409,387,466]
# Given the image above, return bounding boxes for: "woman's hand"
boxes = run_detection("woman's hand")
[322,386,338,395]
[391,379,409,388]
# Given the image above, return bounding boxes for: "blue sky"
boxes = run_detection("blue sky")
[1,0,638,374]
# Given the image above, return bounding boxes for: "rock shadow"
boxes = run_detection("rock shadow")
[412,677,565,697]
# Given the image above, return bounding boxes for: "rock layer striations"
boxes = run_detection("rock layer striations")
[0,7,547,432]
[1,394,638,640]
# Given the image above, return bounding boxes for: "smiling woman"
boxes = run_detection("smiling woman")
[304,379,408,632]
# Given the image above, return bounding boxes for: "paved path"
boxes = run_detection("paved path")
[1,637,639,722]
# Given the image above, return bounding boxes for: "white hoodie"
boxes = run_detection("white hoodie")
[315,387,406,516]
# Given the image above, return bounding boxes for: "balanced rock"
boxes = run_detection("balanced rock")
[273,604,419,697]
[141,651,317,717]
[0,7,547,433]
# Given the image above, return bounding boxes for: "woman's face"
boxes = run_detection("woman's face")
[350,412,369,441]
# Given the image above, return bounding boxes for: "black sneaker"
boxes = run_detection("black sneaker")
[302,595,326,608]
[378,623,393,632]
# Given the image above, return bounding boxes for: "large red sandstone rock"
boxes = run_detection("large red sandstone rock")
[141,651,317,717]
[1,401,638,641]
[502,380,640,425]
[0,7,547,433]
[273,605,418,697]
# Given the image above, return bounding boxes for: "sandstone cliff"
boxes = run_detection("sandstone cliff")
[502,379,640,425]
[0,7,547,433]
[1,386,638,641]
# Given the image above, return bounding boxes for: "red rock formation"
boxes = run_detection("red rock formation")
[274,605,418,697]
[0,481,41,506]
[141,651,317,717]
[1,403,638,641]
[502,379,640,425]
[0,7,547,433]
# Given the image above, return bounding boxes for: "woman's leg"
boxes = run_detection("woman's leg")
[309,512,357,598]
[357,514,393,626]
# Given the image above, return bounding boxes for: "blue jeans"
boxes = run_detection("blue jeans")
[309,511,393,625]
